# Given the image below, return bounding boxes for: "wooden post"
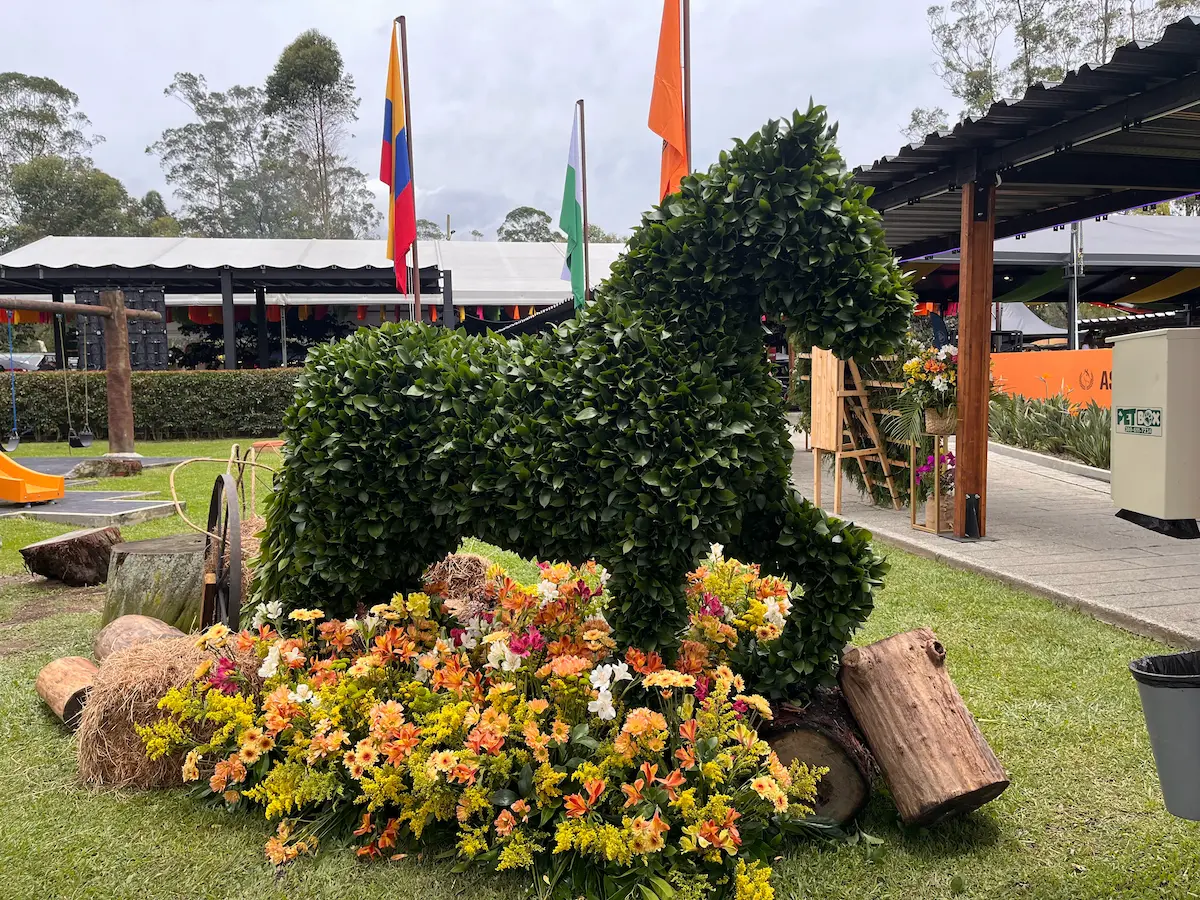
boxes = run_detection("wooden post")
[578,98,592,301]
[398,15,421,323]
[221,269,236,370]
[954,182,996,538]
[101,290,136,456]
[36,656,98,729]
[255,286,269,368]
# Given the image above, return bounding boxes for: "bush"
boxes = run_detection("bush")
[11,369,299,440]
[989,393,1110,469]
[257,107,909,697]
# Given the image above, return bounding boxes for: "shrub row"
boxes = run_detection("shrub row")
[989,392,1111,469]
[10,369,299,441]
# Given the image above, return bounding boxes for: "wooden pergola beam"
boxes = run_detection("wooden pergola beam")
[0,296,162,321]
[955,182,996,538]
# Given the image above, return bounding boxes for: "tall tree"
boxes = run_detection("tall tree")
[416,218,444,239]
[497,206,555,242]
[587,223,623,243]
[149,73,300,237]
[0,156,166,250]
[265,30,378,239]
[0,73,99,166]
[470,229,484,240]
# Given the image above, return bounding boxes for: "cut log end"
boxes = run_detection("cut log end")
[20,526,123,586]
[766,687,875,824]
[36,656,98,729]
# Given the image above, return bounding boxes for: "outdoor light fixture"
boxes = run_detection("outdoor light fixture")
[1130,275,1138,281]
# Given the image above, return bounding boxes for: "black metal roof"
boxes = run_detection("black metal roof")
[858,17,1200,259]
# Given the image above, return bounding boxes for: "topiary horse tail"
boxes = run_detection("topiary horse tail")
[254,104,912,700]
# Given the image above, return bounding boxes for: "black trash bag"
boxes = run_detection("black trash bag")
[1130,651,1200,688]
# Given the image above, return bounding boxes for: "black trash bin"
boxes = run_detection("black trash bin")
[1130,651,1200,820]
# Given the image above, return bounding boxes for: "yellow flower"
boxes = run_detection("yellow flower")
[406,592,431,619]
[194,623,231,650]
[644,669,696,690]
[288,609,325,622]
[193,659,213,680]
[754,623,781,642]
[734,860,775,900]
[735,694,773,719]
[181,750,200,782]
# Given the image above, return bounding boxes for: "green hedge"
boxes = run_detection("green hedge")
[10,369,299,440]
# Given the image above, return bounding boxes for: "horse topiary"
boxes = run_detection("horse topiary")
[253,105,913,699]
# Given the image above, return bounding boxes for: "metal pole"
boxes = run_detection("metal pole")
[578,98,592,302]
[399,15,421,323]
[682,0,692,173]
[255,286,269,368]
[446,213,451,240]
[220,269,236,369]
[442,269,455,328]
[1067,222,1082,350]
[51,290,65,369]
[280,302,288,368]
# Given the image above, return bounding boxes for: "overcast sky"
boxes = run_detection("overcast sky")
[7,0,952,238]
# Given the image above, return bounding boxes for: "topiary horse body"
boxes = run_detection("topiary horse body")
[255,107,913,698]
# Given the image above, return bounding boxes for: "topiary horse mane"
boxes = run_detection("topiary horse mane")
[255,105,913,698]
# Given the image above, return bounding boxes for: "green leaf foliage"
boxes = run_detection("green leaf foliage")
[256,107,905,699]
[10,368,298,440]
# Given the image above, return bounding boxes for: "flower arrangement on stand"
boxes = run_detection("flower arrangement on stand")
[915,451,955,530]
[139,555,832,900]
[902,344,959,435]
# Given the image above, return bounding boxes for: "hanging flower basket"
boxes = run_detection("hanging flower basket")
[925,407,957,436]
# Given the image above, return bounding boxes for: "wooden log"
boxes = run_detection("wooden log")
[20,526,123,586]
[94,615,186,663]
[840,628,1009,826]
[766,687,874,824]
[103,534,206,632]
[36,656,98,729]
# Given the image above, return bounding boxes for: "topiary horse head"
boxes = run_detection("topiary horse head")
[254,105,913,699]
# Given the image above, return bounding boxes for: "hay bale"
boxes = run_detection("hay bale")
[423,552,493,621]
[76,637,262,789]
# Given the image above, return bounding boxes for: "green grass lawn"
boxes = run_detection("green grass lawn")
[1,441,1197,898]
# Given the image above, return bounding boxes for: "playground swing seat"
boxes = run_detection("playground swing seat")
[56,315,93,450]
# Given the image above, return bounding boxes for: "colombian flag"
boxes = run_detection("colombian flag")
[381,22,417,293]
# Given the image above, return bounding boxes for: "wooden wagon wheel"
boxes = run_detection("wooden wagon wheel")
[200,473,242,630]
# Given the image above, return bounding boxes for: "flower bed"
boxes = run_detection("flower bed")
[140,550,831,900]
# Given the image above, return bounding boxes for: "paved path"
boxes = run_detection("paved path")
[790,438,1200,647]
[15,456,185,477]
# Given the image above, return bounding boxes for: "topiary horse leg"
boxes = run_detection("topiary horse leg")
[726,485,887,700]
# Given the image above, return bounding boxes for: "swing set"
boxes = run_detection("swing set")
[0,292,161,505]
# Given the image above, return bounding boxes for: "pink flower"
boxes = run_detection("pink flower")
[698,592,725,618]
[450,628,465,647]
[507,627,545,658]
[732,698,749,717]
[694,677,710,702]
[208,657,238,695]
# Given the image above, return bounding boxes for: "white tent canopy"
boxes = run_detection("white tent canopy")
[993,302,1066,336]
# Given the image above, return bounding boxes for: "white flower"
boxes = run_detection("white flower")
[608,661,632,683]
[590,666,612,691]
[763,596,791,629]
[588,689,616,721]
[932,374,948,392]
[485,641,522,672]
[250,607,266,630]
[361,614,381,635]
[537,580,560,606]
[709,542,724,561]
[598,567,611,587]
[289,684,319,705]
[265,600,283,620]
[257,643,281,678]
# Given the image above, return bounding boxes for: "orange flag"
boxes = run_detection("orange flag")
[649,0,688,201]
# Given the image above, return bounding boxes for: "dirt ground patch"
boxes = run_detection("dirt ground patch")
[0,580,104,627]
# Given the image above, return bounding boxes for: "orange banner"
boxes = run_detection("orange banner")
[991,349,1113,407]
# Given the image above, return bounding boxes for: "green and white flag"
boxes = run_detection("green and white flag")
[559,109,586,309]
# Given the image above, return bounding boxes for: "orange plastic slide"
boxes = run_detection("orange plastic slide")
[0,454,65,504]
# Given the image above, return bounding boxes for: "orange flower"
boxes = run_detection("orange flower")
[624,708,667,736]
[548,655,592,677]
[563,793,591,818]
[494,809,517,838]
[659,768,686,800]
[511,799,531,821]
[550,719,570,744]
[523,720,551,764]
[449,762,479,786]
[353,812,373,836]
[625,648,665,675]
[318,620,355,652]
[679,719,700,743]
[564,778,606,817]
[621,779,646,808]
[674,745,697,770]
[527,698,550,716]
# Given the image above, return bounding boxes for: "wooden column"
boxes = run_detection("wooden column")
[221,269,236,370]
[955,182,996,538]
[255,286,269,368]
[101,290,135,455]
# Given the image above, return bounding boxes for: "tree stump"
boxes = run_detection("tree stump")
[766,686,874,824]
[20,526,123,586]
[64,457,143,480]
[94,615,186,663]
[36,656,98,729]
[840,628,1009,826]
[103,534,206,631]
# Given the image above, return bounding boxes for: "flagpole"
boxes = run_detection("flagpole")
[577,99,592,302]
[682,0,692,173]
[398,15,421,322]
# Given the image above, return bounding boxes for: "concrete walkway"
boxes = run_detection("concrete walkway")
[790,438,1200,647]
